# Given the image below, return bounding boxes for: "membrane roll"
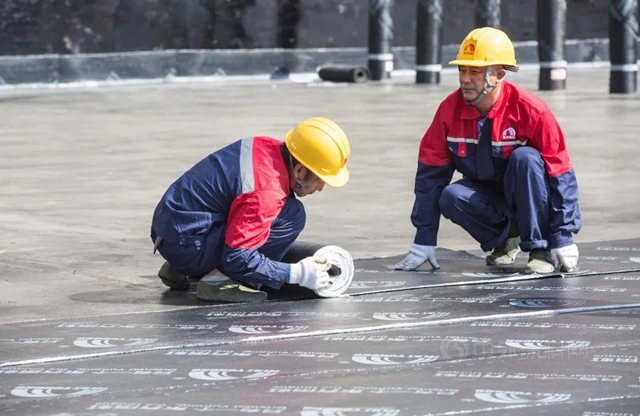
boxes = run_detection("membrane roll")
[282,241,354,298]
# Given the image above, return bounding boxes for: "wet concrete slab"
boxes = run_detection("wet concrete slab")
[1,66,640,324]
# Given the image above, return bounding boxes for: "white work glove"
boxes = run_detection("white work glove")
[288,256,331,290]
[394,243,440,271]
[551,244,579,272]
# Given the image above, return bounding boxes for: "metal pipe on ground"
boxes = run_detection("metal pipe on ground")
[317,65,371,83]
[609,0,638,93]
[281,241,355,298]
[368,0,394,80]
[416,0,443,84]
[476,0,501,28]
[537,0,567,90]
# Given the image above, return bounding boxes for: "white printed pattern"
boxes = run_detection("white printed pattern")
[11,386,107,398]
[509,298,587,308]
[73,338,157,348]
[504,340,590,350]
[188,369,279,381]
[228,325,308,334]
[372,312,450,321]
[351,354,438,365]
[475,389,570,404]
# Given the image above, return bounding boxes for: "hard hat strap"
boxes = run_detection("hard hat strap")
[289,153,313,197]
[466,67,501,107]
[294,178,312,197]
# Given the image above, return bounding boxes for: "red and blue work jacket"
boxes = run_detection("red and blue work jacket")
[412,80,581,249]
[152,136,292,287]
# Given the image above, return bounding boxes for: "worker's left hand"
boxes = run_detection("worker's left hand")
[394,244,440,271]
[550,244,579,272]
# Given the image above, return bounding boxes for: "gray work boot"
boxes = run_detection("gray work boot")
[486,236,521,265]
[526,249,555,274]
[196,273,267,303]
[158,262,191,290]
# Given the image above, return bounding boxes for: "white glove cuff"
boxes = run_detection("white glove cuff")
[288,263,302,284]
[410,243,430,257]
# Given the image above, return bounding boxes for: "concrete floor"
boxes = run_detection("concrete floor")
[1,67,638,323]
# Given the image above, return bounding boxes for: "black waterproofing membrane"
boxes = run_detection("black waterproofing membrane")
[2,238,640,415]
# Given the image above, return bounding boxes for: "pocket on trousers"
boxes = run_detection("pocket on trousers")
[178,234,205,250]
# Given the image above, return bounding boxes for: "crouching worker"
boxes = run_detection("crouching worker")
[395,27,582,274]
[150,117,351,302]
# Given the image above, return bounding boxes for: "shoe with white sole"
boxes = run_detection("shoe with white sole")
[486,236,521,265]
[526,249,555,274]
[196,271,267,303]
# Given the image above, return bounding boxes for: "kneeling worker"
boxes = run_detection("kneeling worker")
[151,117,351,302]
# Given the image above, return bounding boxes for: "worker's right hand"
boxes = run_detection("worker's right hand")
[551,243,579,272]
[288,256,331,290]
[394,244,440,271]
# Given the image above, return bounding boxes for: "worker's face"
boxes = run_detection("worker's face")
[458,65,503,102]
[292,164,325,197]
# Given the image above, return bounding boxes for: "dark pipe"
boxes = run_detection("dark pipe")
[416,0,443,84]
[368,0,394,80]
[317,65,371,83]
[609,0,638,93]
[476,0,501,28]
[537,0,567,90]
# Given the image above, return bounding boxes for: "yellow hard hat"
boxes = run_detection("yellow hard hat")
[285,117,350,188]
[449,27,519,72]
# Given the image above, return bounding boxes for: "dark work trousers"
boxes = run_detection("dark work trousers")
[439,147,551,252]
[153,197,306,277]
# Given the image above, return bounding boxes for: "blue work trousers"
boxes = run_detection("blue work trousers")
[439,147,551,252]
[153,197,305,277]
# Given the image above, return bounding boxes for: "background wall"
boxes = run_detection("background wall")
[0,0,611,56]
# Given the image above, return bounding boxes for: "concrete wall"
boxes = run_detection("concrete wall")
[0,0,612,56]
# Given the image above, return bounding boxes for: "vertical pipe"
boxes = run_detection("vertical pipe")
[277,0,300,49]
[368,0,394,80]
[476,0,501,28]
[609,0,638,93]
[537,0,567,90]
[272,0,301,79]
[416,0,443,84]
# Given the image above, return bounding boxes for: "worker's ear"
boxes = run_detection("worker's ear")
[496,66,507,81]
[293,163,305,178]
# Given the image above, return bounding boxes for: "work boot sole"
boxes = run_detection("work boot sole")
[486,236,521,266]
[525,263,556,274]
[485,254,519,266]
[158,262,191,291]
[526,250,555,274]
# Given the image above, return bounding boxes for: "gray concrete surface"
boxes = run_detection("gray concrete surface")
[1,67,638,324]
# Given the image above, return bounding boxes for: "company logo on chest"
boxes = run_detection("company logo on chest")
[502,127,517,141]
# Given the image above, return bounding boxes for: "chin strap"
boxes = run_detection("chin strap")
[466,67,502,107]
